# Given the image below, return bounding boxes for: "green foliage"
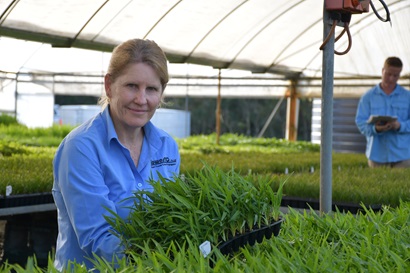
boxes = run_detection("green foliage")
[276,167,410,206]
[0,123,73,147]
[0,114,18,126]
[1,117,409,272]
[180,151,322,175]
[106,164,286,256]
[0,126,407,206]
[178,133,320,154]
[0,139,30,157]
[0,153,54,195]
[2,202,409,272]
[259,201,410,272]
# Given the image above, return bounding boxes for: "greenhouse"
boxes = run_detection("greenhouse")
[0,0,409,272]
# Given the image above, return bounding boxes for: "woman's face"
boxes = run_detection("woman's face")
[105,62,163,130]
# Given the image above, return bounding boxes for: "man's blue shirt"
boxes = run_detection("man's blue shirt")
[355,83,410,163]
[52,106,180,270]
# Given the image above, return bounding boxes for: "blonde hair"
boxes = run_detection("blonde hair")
[99,39,169,108]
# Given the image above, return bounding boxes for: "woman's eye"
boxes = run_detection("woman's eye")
[147,86,159,92]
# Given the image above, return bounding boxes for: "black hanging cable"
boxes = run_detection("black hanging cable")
[335,27,346,42]
[319,12,341,51]
[319,20,338,51]
[332,12,352,55]
[334,22,352,55]
[320,1,391,55]
[370,0,391,25]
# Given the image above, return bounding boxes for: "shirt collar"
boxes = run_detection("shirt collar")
[143,120,164,149]
[102,106,118,144]
[376,83,400,96]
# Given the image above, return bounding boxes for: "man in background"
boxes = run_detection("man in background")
[355,56,410,168]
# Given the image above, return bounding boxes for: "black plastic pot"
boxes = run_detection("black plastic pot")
[1,211,57,268]
[0,193,56,268]
[217,218,284,255]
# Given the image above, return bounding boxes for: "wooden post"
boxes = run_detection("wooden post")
[286,80,298,141]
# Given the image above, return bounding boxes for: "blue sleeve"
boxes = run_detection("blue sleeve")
[396,89,410,133]
[57,137,124,261]
[355,93,378,137]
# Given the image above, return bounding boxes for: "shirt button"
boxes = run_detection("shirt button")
[137,183,143,187]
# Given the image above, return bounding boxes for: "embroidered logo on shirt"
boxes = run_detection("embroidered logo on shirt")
[151,157,177,168]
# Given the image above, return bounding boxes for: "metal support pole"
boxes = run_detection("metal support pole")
[320,4,334,213]
[216,69,222,145]
[14,73,18,119]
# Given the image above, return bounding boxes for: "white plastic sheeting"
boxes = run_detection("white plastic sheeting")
[0,82,54,127]
[0,0,409,79]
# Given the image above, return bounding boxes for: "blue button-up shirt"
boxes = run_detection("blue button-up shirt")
[52,106,180,270]
[356,83,410,163]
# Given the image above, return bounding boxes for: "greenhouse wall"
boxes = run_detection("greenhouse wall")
[311,98,366,154]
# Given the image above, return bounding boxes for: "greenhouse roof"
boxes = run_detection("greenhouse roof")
[0,0,409,79]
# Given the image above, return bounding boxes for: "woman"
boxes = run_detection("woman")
[52,39,180,270]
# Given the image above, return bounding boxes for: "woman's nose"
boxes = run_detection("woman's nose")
[134,89,147,104]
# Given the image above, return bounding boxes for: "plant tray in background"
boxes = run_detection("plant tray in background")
[280,196,383,214]
[0,192,53,208]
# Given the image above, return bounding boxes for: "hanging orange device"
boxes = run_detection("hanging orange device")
[325,0,370,14]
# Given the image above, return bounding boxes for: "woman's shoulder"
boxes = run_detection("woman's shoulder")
[144,122,179,151]
[61,113,107,146]
[145,122,175,139]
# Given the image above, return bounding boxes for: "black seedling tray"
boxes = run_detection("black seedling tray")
[217,218,284,255]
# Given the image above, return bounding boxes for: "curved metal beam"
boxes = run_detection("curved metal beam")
[89,0,133,41]
[0,0,19,24]
[181,0,249,63]
[52,0,111,48]
[224,1,305,70]
[143,0,183,39]
[265,18,322,74]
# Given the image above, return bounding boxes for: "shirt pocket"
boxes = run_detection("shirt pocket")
[370,105,385,116]
[391,101,409,120]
